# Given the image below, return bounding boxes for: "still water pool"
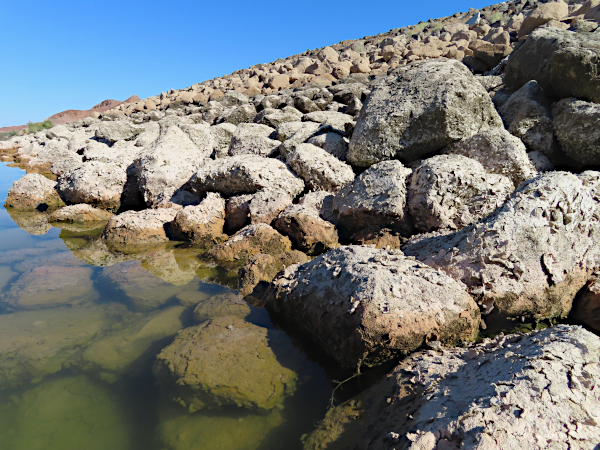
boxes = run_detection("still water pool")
[0,163,334,450]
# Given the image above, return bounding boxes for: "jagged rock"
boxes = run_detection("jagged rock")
[408,155,514,232]
[0,376,130,450]
[238,251,310,296]
[192,292,252,323]
[348,59,502,167]
[528,150,554,172]
[188,155,304,198]
[208,223,292,264]
[274,205,339,255]
[210,122,237,158]
[158,400,283,450]
[48,204,113,223]
[49,157,83,177]
[552,97,600,166]
[505,27,600,103]
[225,194,253,233]
[403,171,600,319]
[278,121,321,158]
[103,208,178,247]
[0,306,110,389]
[80,306,186,380]
[302,325,600,450]
[298,190,335,220]
[134,125,209,207]
[287,143,354,193]
[499,80,563,163]
[265,246,479,369]
[57,161,129,212]
[442,128,537,187]
[248,190,293,225]
[228,123,279,157]
[518,0,569,37]
[332,160,412,239]
[153,316,297,411]
[307,132,349,161]
[5,174,65,211]
[350,228,404,249]
[169,193,227,246]
[95,121,144,142]
[570,273,600,333]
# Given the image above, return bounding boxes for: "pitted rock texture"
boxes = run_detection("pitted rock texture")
[189,155,304,199]
[264,246,480,369]
[506,26,600,103]
[95,121,145,142]
[103,208,178,247]
[273,204,340,255]
[552,97,600,166]
[238,251,310,296]
[332,160,413,239]
[48,204,113,223]
[169,192,227,246]
[208,223,292,264]
[348,59,503,167]
[57,161,128,212]
[408,155,514,232]
[153,316,297,411]
[228,123,279,157]
[442,128,537,187]
[248,190,293,225]
[5,174,65,211]
[403,171,600,319]
[302,325,600,450]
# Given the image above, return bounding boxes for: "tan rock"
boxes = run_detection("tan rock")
[48,204,113,223]
[274,205,339,255]
[519,0,569,37]
[169,193,227,247]
[5,174,65,211]
[238,251,310,296]
[103,208,178,247]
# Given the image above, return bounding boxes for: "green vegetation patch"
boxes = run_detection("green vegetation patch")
[27,120,54,134]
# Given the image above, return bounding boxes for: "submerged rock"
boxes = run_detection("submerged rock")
[5,173,65,211]
[303,325,600,450]
[192,292,252,323]
[154,316,297,411]
[265,246,480,370]
[403,171,600,319]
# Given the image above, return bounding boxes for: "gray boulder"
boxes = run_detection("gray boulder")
[169,193,227,246]
[95,121,144,142]
[303,111,355,135]
[442,128,537,187]
[5,174,65,211]
[287,143,355,193]
[228,123,279,157]
[221,103,257,126]
[403,171,600,319]
[332,160,412,239]
[210,123,237,158]
[177,123,215,158]
[348,59,503,167]
[303,325,600,450]
[103,208,179,247]
[505,26,600,103]
[188,155,304,199]
[278,121,321,158]
[408,155,514,232]
[265,246,480,370]
[552,97,600,166]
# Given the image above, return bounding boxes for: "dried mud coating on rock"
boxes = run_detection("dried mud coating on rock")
[265,246,480,369]
[154,316,297,411]
[303,325,600,450]
[403,171,600,319]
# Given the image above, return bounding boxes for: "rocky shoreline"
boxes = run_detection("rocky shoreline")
[2,0,600,448]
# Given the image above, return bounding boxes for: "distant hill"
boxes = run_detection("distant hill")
[46,95,142,125]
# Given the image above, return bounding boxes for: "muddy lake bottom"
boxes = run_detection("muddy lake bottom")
[0,162,577,450]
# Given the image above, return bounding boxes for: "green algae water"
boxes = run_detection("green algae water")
[0,163,333,450]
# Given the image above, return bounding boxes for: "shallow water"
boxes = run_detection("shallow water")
[0,163,332,450]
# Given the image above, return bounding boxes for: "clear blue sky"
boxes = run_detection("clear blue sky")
[0,0,493,127]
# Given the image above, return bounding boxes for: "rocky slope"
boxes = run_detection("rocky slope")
[2,0,600,447]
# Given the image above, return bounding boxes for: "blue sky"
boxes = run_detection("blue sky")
[0,0,492,127]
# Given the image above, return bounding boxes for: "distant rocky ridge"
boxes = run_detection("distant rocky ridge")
[45,95,141,125]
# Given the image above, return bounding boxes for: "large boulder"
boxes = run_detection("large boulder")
[238,251,310,296]
[57,162,128,212]
[188,155,304,199]
[153,317,297,411]
[228,123,279,157]
[505,27,600,103]
[48,204,113,223]
[348,59,503,167]
[408,155,514,232]
[303,325,600,450]
[264,246,480,370]
[403,171,600,319]
[5,174,65,211]
[287,143,355,193]
[552,97,600,166]
[103,208,178,247]
[518,0,569,37]
[95,121,145,142]
[169,192,227,246]
[332,160,412,239]
[442,128,537,187]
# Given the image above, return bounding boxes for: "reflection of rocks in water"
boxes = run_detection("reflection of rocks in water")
[68,238,131,267]
[0,306,110,389]
[80,305,186,382]
[99,261,199,311]
[5,209,52,235]
[11,249,86,273]
[141,246,198,286]
[193,292,251,323]
[158,398,284,450]
[0,376,130,450]
[154,316,297,412]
